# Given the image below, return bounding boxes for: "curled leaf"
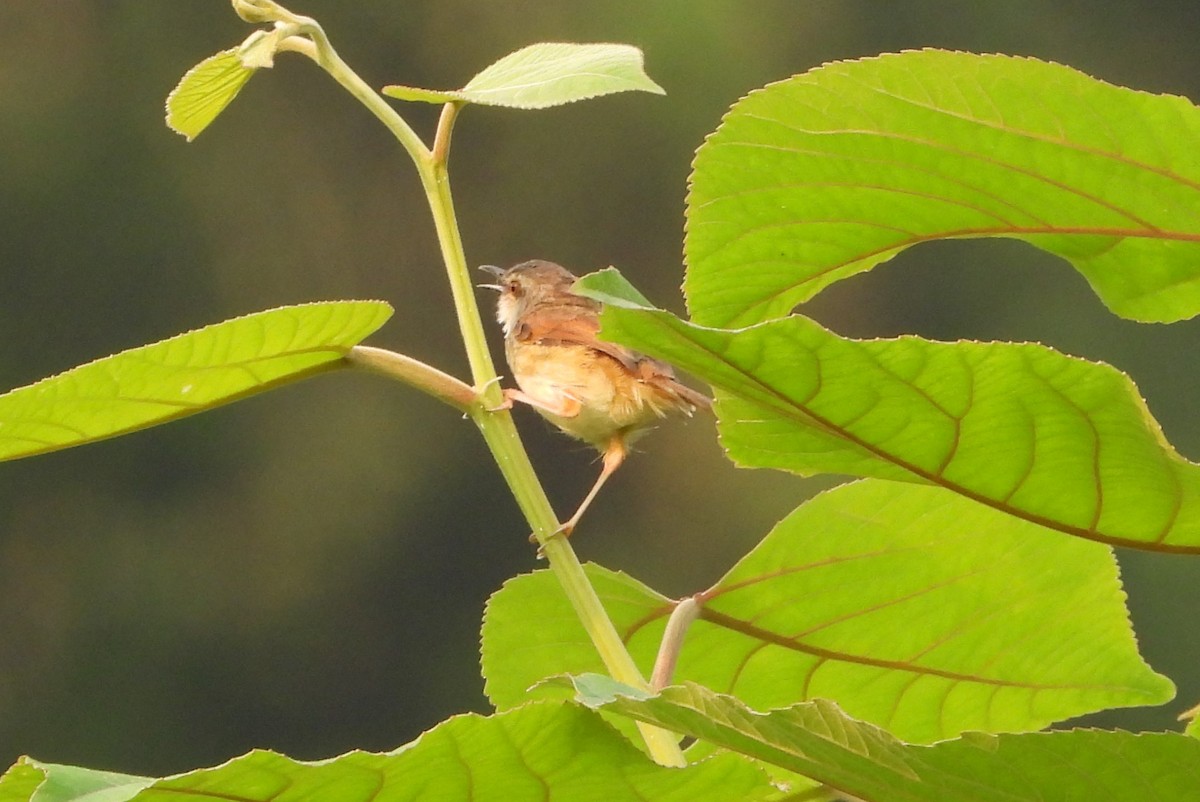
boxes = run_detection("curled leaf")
[567,677,1200,802]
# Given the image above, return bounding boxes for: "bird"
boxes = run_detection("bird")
[479,259,710,539]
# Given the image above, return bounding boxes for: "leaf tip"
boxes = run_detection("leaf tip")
[574,267,656,309]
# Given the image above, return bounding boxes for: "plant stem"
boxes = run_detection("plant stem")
[421,143,687,768]
[651,596,702,691]
[288,11,685,767]
[431,102,461,167]
[289,22,431,169]
[345,346,476,412]
[419,159,498,390]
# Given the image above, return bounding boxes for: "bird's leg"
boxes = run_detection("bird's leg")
[497,387,582,418]
[531,435,627,551]
[558,435,627,537]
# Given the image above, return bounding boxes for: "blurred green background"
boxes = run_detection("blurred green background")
[1,0,1198,775]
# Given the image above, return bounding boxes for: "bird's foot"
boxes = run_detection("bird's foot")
[530,521,574,558]
[476,378,515,412]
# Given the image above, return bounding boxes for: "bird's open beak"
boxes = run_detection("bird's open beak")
[477,264,504,291]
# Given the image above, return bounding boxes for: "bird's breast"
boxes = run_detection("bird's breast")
[506,340,667,448]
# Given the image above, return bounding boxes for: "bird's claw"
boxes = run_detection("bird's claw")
[475,378,514,412]
[488,396,515,413]
[530,522,573,558]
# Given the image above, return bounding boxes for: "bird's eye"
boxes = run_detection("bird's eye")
[506,281,524,298]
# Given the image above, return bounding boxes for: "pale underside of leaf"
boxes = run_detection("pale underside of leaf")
[569,677,1200,802]
[484,481,1171,745]
[685,49,1200,326]
[1,703,769,802]
[0,301,392,463]
[585,291,1200,553]
[383,42,664,109]
[166,49,256,141]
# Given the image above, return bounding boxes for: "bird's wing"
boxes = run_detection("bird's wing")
[516,306,642,373]
[520,306,711,413]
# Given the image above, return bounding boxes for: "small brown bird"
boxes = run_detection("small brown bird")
[480,260,710,537]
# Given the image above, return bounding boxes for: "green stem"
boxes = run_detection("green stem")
[345,346,477,412]
[650,596,702,691]
[283,10,685,767]
[420,159,497,390]
[474,424,687,765]
[287,24,431,170]
[431,102,461,167]
[422,121,687,769]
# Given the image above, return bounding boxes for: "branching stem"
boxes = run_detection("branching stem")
[432,102,462,167]
[266,5,686,767]
[651,596,702,691]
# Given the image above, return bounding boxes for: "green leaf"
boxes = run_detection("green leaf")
[0,301,392,463]
[23,762,150,802]
[2,704,770,802]
[694,480,1171,741]
[685,50,1200,326]
[574,272,1200,552]
[484,481,1171,743]
[383,43,664,109]
[166,49,257,141]
[0,761,49,802]
[566,677,1200,802]
[483,564,669,706]
[573,267,655,308]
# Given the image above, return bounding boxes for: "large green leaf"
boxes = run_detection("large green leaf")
[577,269,1200,553]
[685,50,1200,326]
[567,676,1200,802]
[0,302,391,462]
[484,480,1170,743]
[0,703,769,802]
[683,480,1171,740]
[383,43,664,108]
